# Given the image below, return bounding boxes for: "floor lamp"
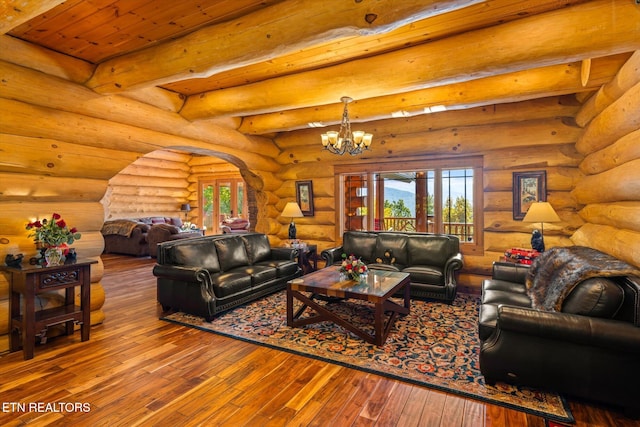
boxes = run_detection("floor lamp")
[523,202,560,252]
[281,202,304,240]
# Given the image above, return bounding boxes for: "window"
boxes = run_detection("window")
[335,157,483,254]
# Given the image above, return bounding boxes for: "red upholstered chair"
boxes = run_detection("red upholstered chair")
[220,218,250,234]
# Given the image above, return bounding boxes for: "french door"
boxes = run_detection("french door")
[199,175,246,234]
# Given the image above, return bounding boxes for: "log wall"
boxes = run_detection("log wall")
[571,51,640,267]
[272,99,581,287]
[0,44,274,353]
[2,37,638,352]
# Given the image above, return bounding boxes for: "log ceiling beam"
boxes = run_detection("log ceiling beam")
[86,0,481,93]
[239,55,628,135]
[0,1,65,35]
[180,0,640,121]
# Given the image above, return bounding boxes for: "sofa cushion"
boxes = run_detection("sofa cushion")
[256,260,299,277]
[403,265,444,285]
[343,231,378,263]
[172,240,220,272]
[230,265,277,285]
[215,236,250,271]
[561,277,625,318]
[374,233,408,267]
[210,272,252,297]
[408,235,455,266]
[241,234,272,264]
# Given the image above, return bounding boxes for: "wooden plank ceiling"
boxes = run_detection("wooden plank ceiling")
[3,0,639,137]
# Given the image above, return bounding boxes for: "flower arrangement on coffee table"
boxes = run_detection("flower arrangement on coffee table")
[340,253,368,281]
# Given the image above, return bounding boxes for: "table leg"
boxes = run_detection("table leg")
[80,271,90,341]
[9,289,20,353]
[23,288,35,360]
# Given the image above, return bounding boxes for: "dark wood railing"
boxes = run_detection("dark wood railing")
[381,217,474,241]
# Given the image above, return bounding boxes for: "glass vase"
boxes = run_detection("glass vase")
[44,247,64,266]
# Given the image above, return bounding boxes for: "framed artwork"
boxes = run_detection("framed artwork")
[513,171,546,220]
[296,180,314,216]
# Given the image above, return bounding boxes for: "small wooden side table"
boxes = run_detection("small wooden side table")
[297,244,318,274]
[2,258,97,360]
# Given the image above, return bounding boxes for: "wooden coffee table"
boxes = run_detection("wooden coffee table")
[286,265,410,346]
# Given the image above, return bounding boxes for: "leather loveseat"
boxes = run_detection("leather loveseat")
[321,231,463,302]
[479,246,640,416]
[153,233,302,320]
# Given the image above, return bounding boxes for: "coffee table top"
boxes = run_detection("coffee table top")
[288,265,409,301]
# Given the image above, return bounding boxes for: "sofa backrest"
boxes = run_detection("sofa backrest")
[241,233,272,264]
[342,231,460,267]
[374,232,409,266]
[408,234,460,266]
[169,239,220,273]
[214,235,250,271]
[343,231,378,263]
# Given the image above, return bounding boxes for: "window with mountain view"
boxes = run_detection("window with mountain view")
[336,157,483,254]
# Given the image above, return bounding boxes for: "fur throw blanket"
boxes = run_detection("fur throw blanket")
[101,220,141,237]
[526,246,640,312]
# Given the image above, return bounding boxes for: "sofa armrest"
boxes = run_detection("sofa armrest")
[492,261,530,284]
[271,247,298,261]
[321,246,343,266]
[152,264,212,290]
[495,305,640,352]
[444,253,464,285]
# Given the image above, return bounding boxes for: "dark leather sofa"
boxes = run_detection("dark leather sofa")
[153,233,302,320]
[321,231,463,302]
[479,258,640,416]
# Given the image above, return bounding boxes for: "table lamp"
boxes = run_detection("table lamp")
[522,201,560,252]
[281,202,304,240]
[180,203,191,221]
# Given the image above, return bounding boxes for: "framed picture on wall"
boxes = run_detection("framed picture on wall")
[513,171,546,220]
[296,180,314,216]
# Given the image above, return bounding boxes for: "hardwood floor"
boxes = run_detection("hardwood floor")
[0,254,634,426]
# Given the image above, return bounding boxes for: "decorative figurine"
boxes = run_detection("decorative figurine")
[531,229,545,252]
[5,253,24,267]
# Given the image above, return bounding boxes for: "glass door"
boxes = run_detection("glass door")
[200,176,246,234]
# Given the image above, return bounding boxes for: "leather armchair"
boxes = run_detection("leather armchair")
[479,261,640,416]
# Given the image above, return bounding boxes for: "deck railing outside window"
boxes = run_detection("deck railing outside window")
[380,217,473,242]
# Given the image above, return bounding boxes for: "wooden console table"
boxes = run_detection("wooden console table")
[3,258,97,360]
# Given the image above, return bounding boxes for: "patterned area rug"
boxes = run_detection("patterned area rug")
[161,291,573,422]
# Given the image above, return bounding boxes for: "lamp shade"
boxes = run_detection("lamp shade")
[180,203,191,212]
[522,202,560,223]
[281,202,304,218]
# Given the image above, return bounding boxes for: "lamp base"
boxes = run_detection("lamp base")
[531,229,545,252]
[288,221,297,240]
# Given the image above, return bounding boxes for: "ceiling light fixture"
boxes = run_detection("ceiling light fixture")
[320,97,372,156]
